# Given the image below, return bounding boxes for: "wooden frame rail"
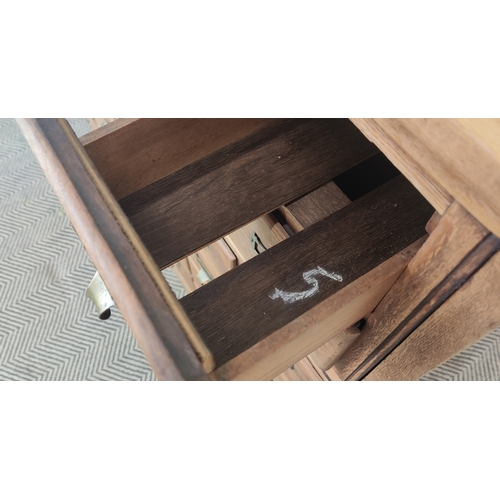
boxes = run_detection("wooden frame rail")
[17,118,213,380]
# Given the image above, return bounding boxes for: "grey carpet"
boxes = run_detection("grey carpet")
[1,118,499,381]
[0,118,185,381]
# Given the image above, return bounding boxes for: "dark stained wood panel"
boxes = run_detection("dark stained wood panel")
[81,118,273,200]
[119,119,379,269]
[181,175,434,367]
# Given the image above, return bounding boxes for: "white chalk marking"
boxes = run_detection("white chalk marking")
[269,266,343,304]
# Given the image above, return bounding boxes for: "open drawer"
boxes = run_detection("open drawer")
[18,118,434,380]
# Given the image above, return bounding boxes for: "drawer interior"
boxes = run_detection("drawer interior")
[182,175,431,369]
[80,118,434,379]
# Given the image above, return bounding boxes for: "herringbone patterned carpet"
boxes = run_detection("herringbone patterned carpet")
[0,118,186,381]
[1,118,499,380]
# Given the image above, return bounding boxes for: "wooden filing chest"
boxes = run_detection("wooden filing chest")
[17,118,500,380]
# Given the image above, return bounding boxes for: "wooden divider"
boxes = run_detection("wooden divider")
[365,245,500,380]
[118,118,378,269]
[335,202,491,380]
[17,118,211,380]
[181,175,434,373]
[81,118,272,200]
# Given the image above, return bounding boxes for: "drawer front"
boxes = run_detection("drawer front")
[17,118,213,380]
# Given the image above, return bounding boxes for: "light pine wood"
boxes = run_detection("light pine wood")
[274,357,327,381]
[274,366,302,381]
[17,118,212,379]
[224,213,289,264]
[352,118,500,239]
[308,326,361,371]
[88,118,117,130]
[174,214,280,296]
[365,245,500,380]
[308,356,330,381]
[172,259,197,294]
[81,118,274,200]
[213,240,424,381]
[188,254,216,288]
[197,240,237,278]
[173,239,237,295]
[400,119,500,237]
[279,181,351,232]
[425,211,442,234]
[324,365,343,381]
[81,118,140,144]
[351,119,453,214]
[335,202,489,381]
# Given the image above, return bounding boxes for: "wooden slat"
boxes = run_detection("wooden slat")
[400,119,500,237]
[358,233,500,380]
[214,239,424,381]
[173,237,237,294]
[335,202,490,381]
[196,240,237,278]
[172,259,197,294]
[351,119,454,214]
[279,181,351,232]
[365,243,500,380]
[224,213,289,264]
[119,119,379,269]
[278,181,351,377]
[17,118,211,380]
[181,175,433,371]
[425,211,441,234]
[353,119,500,240]
[324,365,344,381]
[187,255,210,288]
[87,118,118,131]
[308,326,361,372]
[222,183,349,380]
[274,357,327,381]
[81,118,273,200]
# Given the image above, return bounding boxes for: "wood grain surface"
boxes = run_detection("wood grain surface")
[274,357,328,381]
[279,181,351,232]
[351,119,454,214]
[354,232,500,380]
[224,213,289,264]
[81,118,273,200]
[17,118,211,380]
[425,211,441,234]
[217,181,352,379]
[308,326,361,372]
[365,243,500,380]
[352,119,500,240]
[213,239,424,381]
[400,119,500,236]
[181,175,434,368]
[173,258,197,294]
[335,202,490,380]
[119,119,378,269]
[278,181,351,376]
[196,239,237,278]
